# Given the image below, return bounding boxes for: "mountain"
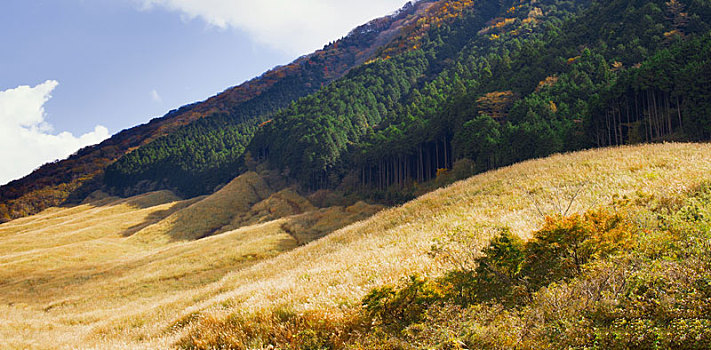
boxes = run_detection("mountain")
[249,0,711,193]
[101,0,481,198]
[107,0,711,205]
[8,0,710,221]
[3,0,711,347]
[0,0,439,222]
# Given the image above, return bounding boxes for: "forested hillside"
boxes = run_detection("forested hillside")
[253,0,711,197]
[106,0,711,203]
[101,0,477,197]
[0,0,437,221]
[4,0,711,221]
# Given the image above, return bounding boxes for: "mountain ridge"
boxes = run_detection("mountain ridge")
[5,0,711,223]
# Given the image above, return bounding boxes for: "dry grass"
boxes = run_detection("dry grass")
[0,143,709,349]
[281,201,385,244]
[130,171,272,243]
[221,189,317,233]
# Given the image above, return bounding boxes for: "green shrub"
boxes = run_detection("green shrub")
[362,275,445,331]
[445,230,527,305]
[434,208,636,307]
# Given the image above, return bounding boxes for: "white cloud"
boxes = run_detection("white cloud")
[137,0,411,55]
[151,89,162,103]
[0,81,110,185]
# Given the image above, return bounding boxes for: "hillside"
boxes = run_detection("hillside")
[2,0,711,347]
[0,143,709,349]
[0,0,438,221]
[0,171,383,348]
[250,0,711,192]
[4,0,711,219]
[101,0,480,198]
[106,0,711,203]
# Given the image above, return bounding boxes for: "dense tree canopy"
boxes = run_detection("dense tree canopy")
[104,0,711,200]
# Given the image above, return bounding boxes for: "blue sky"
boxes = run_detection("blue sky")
[0,0,410,185]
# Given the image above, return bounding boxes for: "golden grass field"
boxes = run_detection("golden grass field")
[0,143,709,349]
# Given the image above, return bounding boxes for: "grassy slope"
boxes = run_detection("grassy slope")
[0,143,709,349]
[129,172,273,244]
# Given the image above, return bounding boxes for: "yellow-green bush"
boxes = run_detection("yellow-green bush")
[354,185,711,349]
[363,275,445,331]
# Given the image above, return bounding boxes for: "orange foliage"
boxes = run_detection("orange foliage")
[380,0,475,58]
[536,76,559,92]
[436,168,449,177]
[549,101,558,113]
[479,17,516,35]
[528,7,543,18]
[476,91,517,119]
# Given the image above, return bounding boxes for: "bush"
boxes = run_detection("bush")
[522,208,635,290]
[434,208,636,306]
[447,230,527,305]
[362,275,445,331]
[177,308,363,350]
